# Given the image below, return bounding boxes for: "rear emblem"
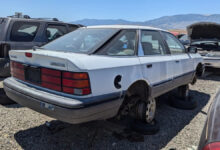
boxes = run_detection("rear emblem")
[50,62,65,67]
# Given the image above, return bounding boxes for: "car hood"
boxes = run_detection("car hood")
[187,22,220,42]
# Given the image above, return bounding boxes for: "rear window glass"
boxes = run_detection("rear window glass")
[10,22,40,42]
[43,28,119,54]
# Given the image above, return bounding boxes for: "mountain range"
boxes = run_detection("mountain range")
[72,14,220,29]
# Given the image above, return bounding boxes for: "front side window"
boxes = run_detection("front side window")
[43,28,119,53]
[46,25,67,42]
[98,30,137,56]
[10,22,40,42]
[163,32,185,54]
[141,30,166,55]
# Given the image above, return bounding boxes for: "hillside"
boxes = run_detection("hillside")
[72,14,220,29]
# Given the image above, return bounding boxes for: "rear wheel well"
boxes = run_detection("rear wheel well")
[126,80,150,101]
[118,80,150,117]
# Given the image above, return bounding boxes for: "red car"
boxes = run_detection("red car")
[198,89,220,150]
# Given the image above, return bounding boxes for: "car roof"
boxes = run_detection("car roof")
[1,17,80,25]
[86,25,167,31]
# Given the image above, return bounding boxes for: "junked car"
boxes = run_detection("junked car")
[3,25,204,129]
[187,22,220,69]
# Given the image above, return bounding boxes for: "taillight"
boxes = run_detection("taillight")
[62,72,91,95]
[41,68,61,91]
[10,61,91,96]
[10,61,25,80]
[203,142,220,150]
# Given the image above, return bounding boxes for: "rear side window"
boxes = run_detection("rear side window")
[10,22,40,42]
[162,32,185,54]
[46,24,67,42]
[98,30,137,56]
[141,30,166,55]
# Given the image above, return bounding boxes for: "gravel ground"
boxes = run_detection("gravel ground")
[0,74,220,150]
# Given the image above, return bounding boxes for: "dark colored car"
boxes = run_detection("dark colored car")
[0,14,82,77]
[187,22,220,69]
[198,89,220,150]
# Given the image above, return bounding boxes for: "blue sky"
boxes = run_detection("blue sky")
[1,0,220,22]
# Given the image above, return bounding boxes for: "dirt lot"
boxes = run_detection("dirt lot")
[0,74,220,150]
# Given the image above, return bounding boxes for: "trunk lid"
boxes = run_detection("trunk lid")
[9,49,90,72]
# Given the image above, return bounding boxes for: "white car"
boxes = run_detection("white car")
[3,25,204,125]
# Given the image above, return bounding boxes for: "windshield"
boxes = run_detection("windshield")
[43,28,119,53]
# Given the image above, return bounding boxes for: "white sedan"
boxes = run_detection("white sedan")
[4,25,204,126]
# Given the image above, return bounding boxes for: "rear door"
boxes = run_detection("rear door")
[162,32,193,79]
[138,30,173,93]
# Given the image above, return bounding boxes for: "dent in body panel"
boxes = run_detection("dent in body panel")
[88,62,144,97]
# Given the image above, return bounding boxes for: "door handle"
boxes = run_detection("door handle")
[146,64,153,68]
[175,60,180,63]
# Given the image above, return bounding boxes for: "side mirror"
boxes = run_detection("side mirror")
[187,46,197,53]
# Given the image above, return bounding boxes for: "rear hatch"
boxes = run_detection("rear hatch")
[10,49,92,96]
[9,49,89,71]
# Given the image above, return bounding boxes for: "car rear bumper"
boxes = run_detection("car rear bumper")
[3,77,123,124]
[203,57,220,68]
